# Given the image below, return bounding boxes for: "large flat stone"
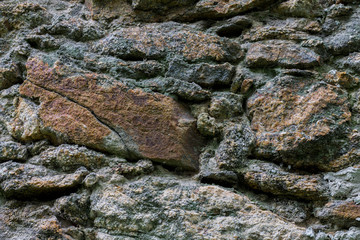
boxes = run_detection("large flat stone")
[20,81,128,158]
[94,22,242,62]
[90,174,307,239]
[22,55,203,170]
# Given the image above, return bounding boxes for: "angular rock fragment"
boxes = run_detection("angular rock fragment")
[325,70,359,90]
[131,0,196,11]
[324,9,360,55]
[54,192,90,226]
[138,77,211,102]
[9,97,43,142]
[0,60,21,90]
[327,3,353,18]
[0,85,20,136]
[336,52,360,74]
[199,120,255,184]
[214,121,255,170]
[315,201,360,228]
[246,40,321,68]
[94,22,242,62]
[29,144,125,172]
[242,18,322,42]
[0,162,88,200]
[240,160,328,200]
[275,0,323,17]
[325,165,360,200]
[247,75,351,170]
[21,55,203,170]
[166,58,235,87]
[197,112,219,137]
[25,34,60,51]
[115,159,154,178]
[84,55,165,80]
[210,16,253,38]
[209,92,243,119]
[0,139,28,162]
[182,0,278,20]
[43,17,105,42]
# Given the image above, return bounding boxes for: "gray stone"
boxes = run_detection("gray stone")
[94,22,242,62]
[0,140,28,162]
[209,92,243,119]
[166,58,235,87]
[324,165,360,200]
[89,173,307,239]
[246,40,321,69]
[336,52,360,74]
[131,0,196,11]
[54,192,90,225]
[29,144,126,172]
[240,160,329,200]
[324,9,360,55]
[0,161,88,200]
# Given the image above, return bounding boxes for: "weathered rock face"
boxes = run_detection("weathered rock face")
[182,0,278,20]
[246,40,321,69]
[1,0,360,239]
[95,22,242,62]
[21,55,203,170]
[89,173,307,240]
[247,74,351,170]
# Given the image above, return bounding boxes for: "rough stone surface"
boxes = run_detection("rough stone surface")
[182,0,278,20]
[0,140,28,162]
[1,0,360,238]
[336,52,360,74]
[166,58,235,87]
[240,160,329,200]
[246,40,321,69]
[22,55,203,170]
[315,201,360,228]
[242,18,322,42]
[0,162,88,200]
[275,0,323,18]
[94,22,243,62]
[247,74,351,170]
[29,144,126,172]
[324,8,360,55]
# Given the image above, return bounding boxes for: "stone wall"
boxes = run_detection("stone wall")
[0,0,360,239]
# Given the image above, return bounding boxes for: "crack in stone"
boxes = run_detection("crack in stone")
[24,79,135,159]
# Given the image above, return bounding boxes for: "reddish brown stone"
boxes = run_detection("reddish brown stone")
[23,56,203,170]
[19,81,128,157]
